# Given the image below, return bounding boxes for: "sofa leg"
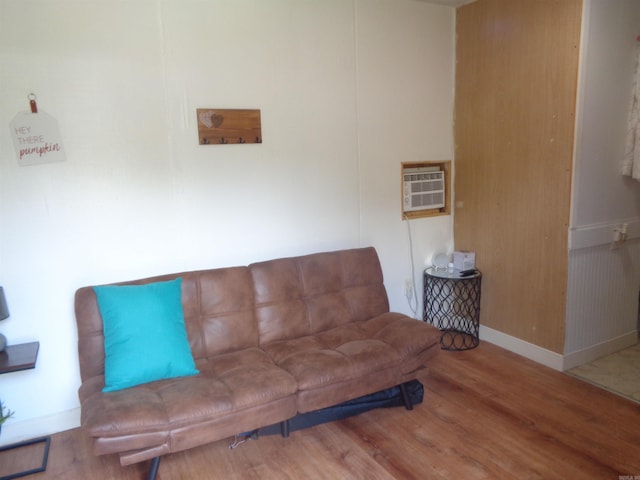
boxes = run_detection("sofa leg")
[147,456,161,480]
[280,419,290,438]
[399,382,413,411]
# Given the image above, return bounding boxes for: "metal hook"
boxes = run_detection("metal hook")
[28,93,38,113]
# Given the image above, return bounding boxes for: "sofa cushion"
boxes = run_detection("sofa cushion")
[361,312,442,359]
[81,348,298,446]
[198,347,298,409]
[82,374,234,437]
[263,315,440,392]
[262,323,403,391]
[94,278,199,392]
[250,248,390,345]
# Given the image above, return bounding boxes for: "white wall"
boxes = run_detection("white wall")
[357,0,455,319]
[0,0,455,443]
[564,0,640,366]
[570,0,640,246]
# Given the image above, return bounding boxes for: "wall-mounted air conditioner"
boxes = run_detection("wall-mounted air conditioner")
[402,166,445,212]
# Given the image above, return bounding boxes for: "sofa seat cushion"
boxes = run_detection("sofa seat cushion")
[361,313,442,360]
[82,348,297,440]
[262,322,406,391]
[263,315,441,393]
[198,348,298,409]
[81,375,234,438]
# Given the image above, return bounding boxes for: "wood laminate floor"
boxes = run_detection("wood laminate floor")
[2,342,638,479]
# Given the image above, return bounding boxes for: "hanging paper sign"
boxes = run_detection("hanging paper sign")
[10,94,65,166]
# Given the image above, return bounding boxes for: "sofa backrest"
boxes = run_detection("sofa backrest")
[249,247,389,345]
[74,267,258,383]
[74,247,389,383]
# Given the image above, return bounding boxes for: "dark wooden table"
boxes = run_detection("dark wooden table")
[0,341,49,480]
[0,342,39,374]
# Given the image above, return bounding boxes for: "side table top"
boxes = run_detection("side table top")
[0,341,39,374]
[425,267,481,280]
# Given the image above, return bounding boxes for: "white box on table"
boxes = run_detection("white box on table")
[453,251,475,270]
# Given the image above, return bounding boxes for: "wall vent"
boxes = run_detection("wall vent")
[401,161,450,219]
[403,167,445,211]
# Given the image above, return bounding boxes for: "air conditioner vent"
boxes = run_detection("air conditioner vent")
[403,168,445,212]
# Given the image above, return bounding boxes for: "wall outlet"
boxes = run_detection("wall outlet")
[611,223,629,250]
[404,279,414,298]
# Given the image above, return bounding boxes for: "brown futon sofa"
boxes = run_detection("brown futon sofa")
[74,247,441,479]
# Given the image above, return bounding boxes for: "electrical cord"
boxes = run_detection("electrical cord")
[403,214,420,319]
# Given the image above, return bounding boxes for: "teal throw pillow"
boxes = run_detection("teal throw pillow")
[94,278,199,392]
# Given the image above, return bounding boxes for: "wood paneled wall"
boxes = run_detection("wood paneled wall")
[454,0,583,353]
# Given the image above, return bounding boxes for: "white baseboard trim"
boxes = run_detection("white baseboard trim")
[0,407,80,447]
[562,331,638,371]
[479,325,565,371]
[480,326,639,372]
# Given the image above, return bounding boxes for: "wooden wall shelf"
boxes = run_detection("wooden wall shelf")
[0,342,39,374]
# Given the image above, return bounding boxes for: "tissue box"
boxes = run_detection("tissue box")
[453,251,475,270]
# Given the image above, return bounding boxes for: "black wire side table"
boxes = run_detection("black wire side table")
[423,268,482,350]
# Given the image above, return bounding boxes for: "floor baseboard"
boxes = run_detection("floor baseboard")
[562,331,638,371]
[480,326,639,372]
[479,326,565,371]
[0,408,80,447]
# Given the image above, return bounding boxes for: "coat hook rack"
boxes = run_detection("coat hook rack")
[196,108,262,146]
